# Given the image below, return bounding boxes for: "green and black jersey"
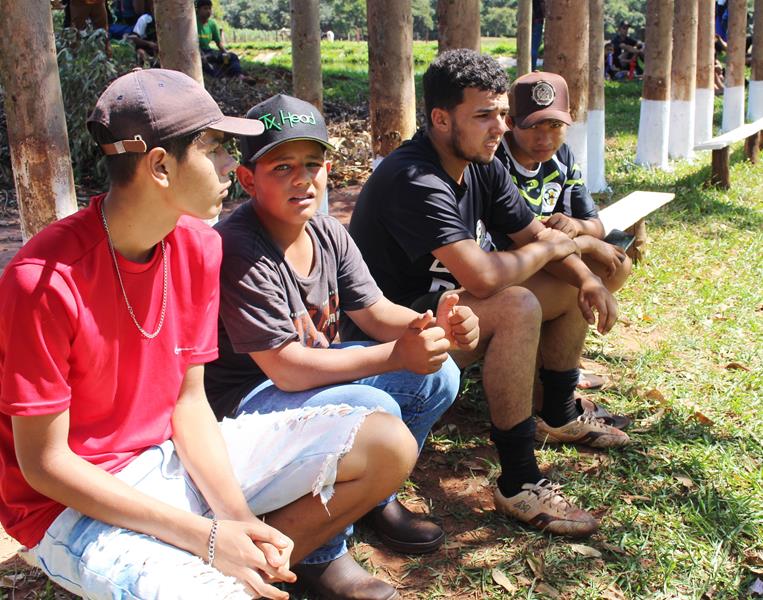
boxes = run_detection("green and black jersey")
[495,139,599,220]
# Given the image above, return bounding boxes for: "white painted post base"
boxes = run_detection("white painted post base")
[748,80,763,122]
[586,109,607,192]
[668,99,695,159]
[722,85,745,132]
[565,119,588,185]
[636,99,670,169]
[694,87,715,144]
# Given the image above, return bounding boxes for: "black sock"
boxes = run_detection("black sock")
[490,417,542,498]
[539,368,581,427]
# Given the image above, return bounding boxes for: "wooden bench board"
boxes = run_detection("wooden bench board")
[598,191,675,234]
[693,117,763,151]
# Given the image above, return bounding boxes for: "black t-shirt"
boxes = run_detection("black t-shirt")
[611,33,639,60]
[205,203,382,419]
[495,139,598,220]
[348,129,534,308]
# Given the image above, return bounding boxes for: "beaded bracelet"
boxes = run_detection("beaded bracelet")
[207,518,219,567]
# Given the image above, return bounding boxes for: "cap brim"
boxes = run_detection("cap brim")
[210,115,265,137]
[245,136,335,164]
[516,109,573,128]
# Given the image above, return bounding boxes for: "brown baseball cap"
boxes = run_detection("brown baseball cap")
[87,68,264,155]
[508,71,572,129]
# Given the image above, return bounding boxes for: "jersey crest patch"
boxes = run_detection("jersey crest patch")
[541,182,563,214]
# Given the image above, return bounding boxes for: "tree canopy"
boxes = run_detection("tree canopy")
[215,0,652,40]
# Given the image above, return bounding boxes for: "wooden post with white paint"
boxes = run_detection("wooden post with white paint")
[636,0,673,168]
[437,0,481,53]
[0,0,77,241]
[516,0,532,77]
[544,0,589,182]
[669,0,698,159]
[155,0,204,84]
[695,0,715,143]
[367,0,416,165]
[722,0,747,131]
[291,0,323,111]
[749,0,763,121]
[587,0,606,192]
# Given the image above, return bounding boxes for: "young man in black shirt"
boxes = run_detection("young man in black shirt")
[611,20,644,73]
[349,50,629,538]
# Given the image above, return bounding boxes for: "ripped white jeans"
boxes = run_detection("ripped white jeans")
[27,404,373,600]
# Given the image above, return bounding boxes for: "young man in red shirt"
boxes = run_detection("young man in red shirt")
[0,69,415,599]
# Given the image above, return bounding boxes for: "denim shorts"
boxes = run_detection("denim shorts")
[26,404,374,599]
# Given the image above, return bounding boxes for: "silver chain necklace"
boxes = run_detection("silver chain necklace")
[99,202,168,339]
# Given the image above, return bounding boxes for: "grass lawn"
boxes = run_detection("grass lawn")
[0,43,761,599]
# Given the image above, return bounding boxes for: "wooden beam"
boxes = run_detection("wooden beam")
[710,147,731,188]
[598,191,675,234]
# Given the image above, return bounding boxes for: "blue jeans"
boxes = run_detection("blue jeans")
[235,343,461,564]
[531,20,543,70]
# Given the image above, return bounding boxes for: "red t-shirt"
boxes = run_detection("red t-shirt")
[0,195,221,547]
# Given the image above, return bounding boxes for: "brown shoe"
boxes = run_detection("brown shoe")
[292,553,399,600]
[494,479,599,537]
[536,411,630,448]
[364,498,445,554]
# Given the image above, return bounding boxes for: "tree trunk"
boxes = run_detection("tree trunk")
[516,0,532,76]
[545,0,589,181]
[669,0,698,158]
[437,0,480,53]
[587,0,606,192]
[155,0,204,84]
[291,0,322,111]
[695,0,715,142]
[636,0,673,168]
[748,0,763,120]
[722,0,747,130]
[367,0,416,161]
[0,0,77,241]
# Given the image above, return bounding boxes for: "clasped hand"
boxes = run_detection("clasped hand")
[212,518,295,599]
[393,293,479,373]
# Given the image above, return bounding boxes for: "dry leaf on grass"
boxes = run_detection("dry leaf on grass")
[460,459,489,472]
[0,573,25,587]
[601,582,628,599]
[632,408,666,432]
[491,568,517,593]
[535,582,561,598]
[526,555,544,578]
[569,544,602,558]
[690,410,715,425]
[600,541,629,555]
[457,477,489,497]
[645,388,668,404]
[744,548,763,566]
[441,540,468,551]
[622,494,651,504]
[725,362,750,371]
[674,474,696,489]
